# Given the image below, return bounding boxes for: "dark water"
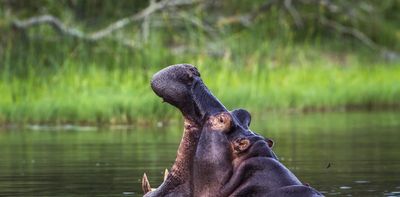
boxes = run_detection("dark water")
[0,111,399,196]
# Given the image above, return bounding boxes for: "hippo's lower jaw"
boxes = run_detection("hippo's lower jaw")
[144,64,323,197]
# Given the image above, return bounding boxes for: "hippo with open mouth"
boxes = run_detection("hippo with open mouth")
[142,64,323,197]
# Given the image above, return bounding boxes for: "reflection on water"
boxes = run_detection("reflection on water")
[0,111,400,196]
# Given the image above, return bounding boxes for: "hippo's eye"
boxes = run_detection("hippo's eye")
[209,112,232,132]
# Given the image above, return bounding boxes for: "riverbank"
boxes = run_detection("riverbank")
[1,0,399,126]
[1,54,399,125]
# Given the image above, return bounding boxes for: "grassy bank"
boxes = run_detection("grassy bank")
[1,1,399,125]
[1,42,399,125]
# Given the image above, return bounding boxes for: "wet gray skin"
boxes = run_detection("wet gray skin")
[143,64,323,197]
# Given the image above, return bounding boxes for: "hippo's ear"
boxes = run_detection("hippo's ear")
[231,109,251,129]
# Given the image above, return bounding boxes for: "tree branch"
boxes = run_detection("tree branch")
[90,0,198,40]
[320,17,377,50]
[284,0,303,28]
[12,0,199,47]
[217,0,278,27]
[177,12,217,37]
[12,15,87,39]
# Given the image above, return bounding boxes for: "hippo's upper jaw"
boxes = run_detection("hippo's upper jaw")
[144,64,323,197]
[151,64,226,125]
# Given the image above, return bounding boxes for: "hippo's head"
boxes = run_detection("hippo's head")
[143,64,322,197]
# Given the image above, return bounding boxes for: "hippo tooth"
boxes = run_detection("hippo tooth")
[164,169,169,181]
[142,173,152,194]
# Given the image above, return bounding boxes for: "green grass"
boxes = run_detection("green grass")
[1,5,399,125]
[0,42,399,125]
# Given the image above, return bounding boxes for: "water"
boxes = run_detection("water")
[0,111,399,196]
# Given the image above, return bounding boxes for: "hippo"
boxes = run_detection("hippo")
[142,64,323,197]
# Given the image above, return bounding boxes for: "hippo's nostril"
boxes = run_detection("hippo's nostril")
[188,66,200,77]
[185,65,200,83]
[188,73,193,80]
[264,138,274,148]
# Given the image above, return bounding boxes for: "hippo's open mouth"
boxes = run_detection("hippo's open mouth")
[151,64,227,125]
[144,64,323,197]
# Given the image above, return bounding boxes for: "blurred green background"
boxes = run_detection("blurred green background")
[0,0,399,125]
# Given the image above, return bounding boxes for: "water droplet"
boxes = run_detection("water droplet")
[354,180,370,184]
[122,191,135,195]
[340,186,351,190]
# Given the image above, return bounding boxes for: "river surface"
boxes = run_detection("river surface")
[0,111,399,196]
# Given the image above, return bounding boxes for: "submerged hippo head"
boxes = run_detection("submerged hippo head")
[143,64,322,197]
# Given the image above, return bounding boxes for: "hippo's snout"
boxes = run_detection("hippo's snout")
[151,64,226,124]
[151,64,200,92]
[151,64,199,110]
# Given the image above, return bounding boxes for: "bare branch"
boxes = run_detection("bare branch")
[11,0,199,47]
[320,17,377,50]
[141,0,156,44]
[217,0,278,27]
[177,12,217,37]
[284,0,304,28]
[12,15,87,39]
[319,0,340,13]
[250,0,279,20]
[90,0,198,40]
